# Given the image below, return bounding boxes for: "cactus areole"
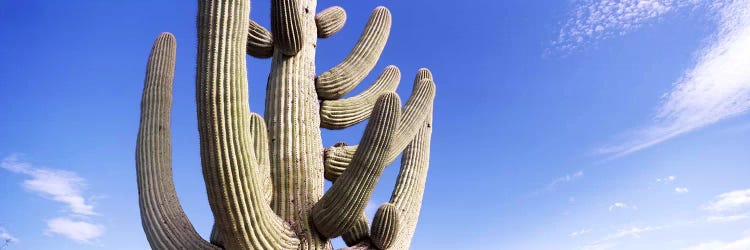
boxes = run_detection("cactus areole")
[135,1,436,249]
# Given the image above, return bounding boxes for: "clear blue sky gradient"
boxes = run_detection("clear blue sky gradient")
[1,1,749,249]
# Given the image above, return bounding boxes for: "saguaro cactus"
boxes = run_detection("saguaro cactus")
[135,1,435,249]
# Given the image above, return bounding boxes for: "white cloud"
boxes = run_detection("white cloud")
[706,213,750,223]
[1,154,104,243]
[0,227,19,243]
[583,225,664,250]
[595,0,750,157]
[682,232,750,250]
[553,0,709,52]
[571,228,592,237]
[583,242,617,250]
[545,170,585,191]
[675,187,690,193]
[1,154,96,216]
[703,189,750,213]
[656,176,677,183]
[45,217,104,244]
[609,202,638,211]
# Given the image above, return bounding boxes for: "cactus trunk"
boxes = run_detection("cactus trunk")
[265,0,330,248]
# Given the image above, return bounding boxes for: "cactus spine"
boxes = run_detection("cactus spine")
[135,1,436,249]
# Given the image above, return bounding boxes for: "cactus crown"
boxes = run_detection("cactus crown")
[135,1,435,249]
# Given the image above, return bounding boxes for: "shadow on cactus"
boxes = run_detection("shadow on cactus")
[135,1,435,249]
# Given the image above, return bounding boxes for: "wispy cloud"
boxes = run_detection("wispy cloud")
[675,187,690,193]
[0,227,19,244]
[570,228,592,238]
[1,154,104,243]
[592,0,750,157]
[583,225,664,250]
[705,213,750,223]
[609,202,638,211]
[553,0,708,52]
[703,189,750,213]
[656,176,677,183]
[545,170,585,192]
[682,231,750,250]
[1,154,95,216]
[45,217,104,244]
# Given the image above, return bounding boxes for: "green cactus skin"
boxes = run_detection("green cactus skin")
[136,32,220,250]
[195,1,299,249]
[320,65,401,130]
[316,7,392,100]
[387,112,433,250]
[370,203,400,249]
[271,0,304,55]
[342,212,371,247]
[311,93,401,238]
[136,1,435,249]
[323,72,436,181]
[316,6,347,38]
[247,20,274,58]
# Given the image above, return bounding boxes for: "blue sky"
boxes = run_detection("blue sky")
[2,0,750,249]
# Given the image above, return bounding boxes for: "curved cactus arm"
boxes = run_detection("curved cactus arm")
[311,93,401,238]
[316,7,392,100]
[342,212,371,247]
[249,113,273,203]
[196,1,298,249]
[316,6,347,38]
[247,19,274,58]
[136,32,219,250]
[271,0,304,56]
[323,142,356,181]
[320,65,401,130]
[387,111,433,249]
[370,203,400,250]
[323,70,436,181]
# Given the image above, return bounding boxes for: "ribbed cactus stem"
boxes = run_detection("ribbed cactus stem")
[247,19,274,58]
[323,72,436,181]
[342,212,371,247]
[271,0,304,55]
[311,93,401,238]
[249,113,273,203]
[316,7,392,100]
[388,113,433,249]
[320,65,401,130]
[196,1,298,249]
[136,32,219,250]
[265,0,330,248]
[316,6,347,38]
[370,203,400,249]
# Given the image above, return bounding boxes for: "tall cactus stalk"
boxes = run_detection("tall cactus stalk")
[135,1,436,249]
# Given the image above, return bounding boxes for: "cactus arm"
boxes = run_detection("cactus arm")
[322,70,436,181]
[323,142,356,181]
[247,19,274,58]
[311,93,401,238]
[342,212,371,247]
[386,111,433,249]
[320,66,401,130]
[136,32,220,250]
[249,113,273,203]
[315,7,392,100]
[316,6,347,38]
[196,1,298,249]
[271,0,304,56]
[370,203,400,249]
